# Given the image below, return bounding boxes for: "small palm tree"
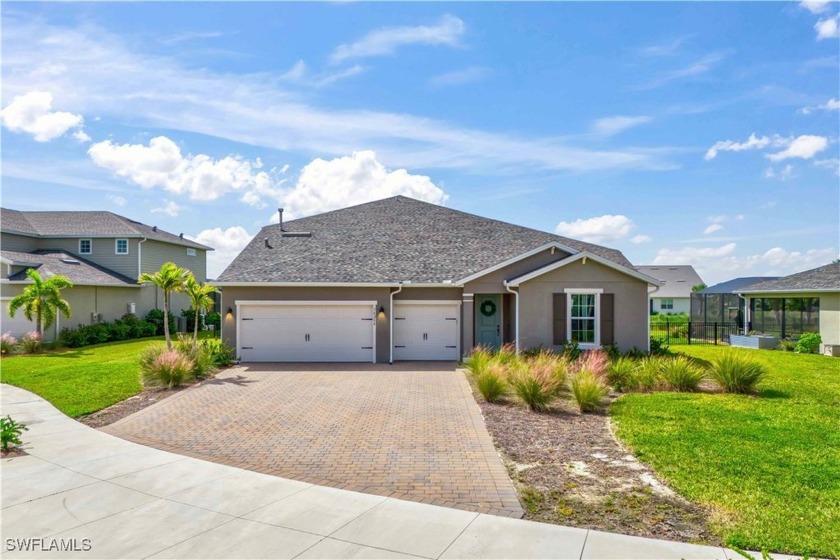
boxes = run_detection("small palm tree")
[8,269,73,336]
[139,262,189,350]
[183,274,218,340]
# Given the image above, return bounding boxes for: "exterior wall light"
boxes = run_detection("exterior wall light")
[377,306,386,319]
[226,307,234,319]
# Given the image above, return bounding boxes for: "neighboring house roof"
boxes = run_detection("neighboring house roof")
[636,265,704,298]
[739,263,840,294]
[1,250,139,287]
[0,208,213,251]
[218,196,634,284]
[699,277,779,294]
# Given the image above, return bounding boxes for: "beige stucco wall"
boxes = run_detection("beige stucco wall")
[516,259,649,351]
[463,248,572,294]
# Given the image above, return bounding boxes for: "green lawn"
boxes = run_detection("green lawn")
[611,346,840,557]
[0,337,164,417]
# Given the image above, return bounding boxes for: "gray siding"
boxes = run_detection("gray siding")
[1,233,39,253]
[141,240,207,282]
[39,237,140,279]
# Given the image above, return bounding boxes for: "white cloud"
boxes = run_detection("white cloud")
[766,135,828,161]
[72,130,91,143]
[815,16,840,40]
[781,164,796,180]
[330,14,464,64]
[801,0,831,14]
[87,136,285,207]
[278,150,447,219]
[630,234,651,244]
[638,36,689,57]
[280,60,367,88]
[704,133,771,160]
[428,66,490,88]
[554,215,636,244]
[652,242,838,284]
[763,167,776,179]
[814,157,840,175]
[151,200,182,217]
[799,97,840,114]
[188,226,254,279]
[0,91,83,142]
[633,51,729,90]
[703,224,724,235]
[106,194,127,207]
[591,116,652,138]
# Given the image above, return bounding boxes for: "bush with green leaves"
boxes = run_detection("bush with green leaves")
[174,334,216,378]
[1,415,28,452]
[206,311,221,332]
[777,339,796,352]
[19,331,42,354]
[85,323,110,345]
[659,356,705,392]
[607,357,638,391]
[795,333,822,354]
[139,344,195,389]
[649,337,670,356]
[568,369,608,413]
[476,363,508,403]
[508,360,563,412]
[145,308,176,336]
[201,338,235,366]
[708,352,767,394]
[1,334,17,355]
[180,308,205,333]
[560,339,581,361]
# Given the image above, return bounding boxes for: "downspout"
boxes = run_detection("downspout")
[503,282,520,354]
[647,284,661,352]
[137,237,147,280]
[389,283,403,364]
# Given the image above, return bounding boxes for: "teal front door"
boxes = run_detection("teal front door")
[475,294,501,349]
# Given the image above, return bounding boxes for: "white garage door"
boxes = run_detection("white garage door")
[237,302,376,363]
[1,298,37,338]
[393,301,460,361]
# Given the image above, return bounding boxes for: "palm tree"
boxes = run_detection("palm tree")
[8,269,73,336]
[139,262,189,350]
[183,274,218,340]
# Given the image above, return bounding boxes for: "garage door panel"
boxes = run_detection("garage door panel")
[393,303,460,361]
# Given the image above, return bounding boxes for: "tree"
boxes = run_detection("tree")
[139,262,189,350]
[183,274,218,340]
[691,283,707,292]
[8,269,73,336]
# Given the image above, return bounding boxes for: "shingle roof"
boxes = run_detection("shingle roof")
[0,208,213,251]
[1,250,139,286]
[699,277,779,294]
[218,196,634,284]
[636,265,704,298]
[739,263,840,293]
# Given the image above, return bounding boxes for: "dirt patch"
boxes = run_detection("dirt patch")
[79,386,190,428]
[1,449,28,458]
[474,388,719,545]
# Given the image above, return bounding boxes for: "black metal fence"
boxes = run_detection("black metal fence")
[649,320,741,346]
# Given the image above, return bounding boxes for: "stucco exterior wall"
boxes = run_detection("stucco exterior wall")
[141,240,208,282]
[463,248,572,294]
[516,259,649,351]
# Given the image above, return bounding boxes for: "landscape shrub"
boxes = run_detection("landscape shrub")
[635,357,663,392]
[509,361,563,412]
[496,343,518,365]
[795,333,822,354]
[0,415,28,452]
[560,339,581,361]
[602,343,621,362]
[1,334,17,355]
[466,346,494,377]
[180,308,205,333]
[107,320,131,341]
[59,326,89,348]
[19,331,42,354]
[201,338,235,366]
[476,363,508,403]
[174,334,216,378]
[568,369,608,413]
[777,339,796,352]
[85,323,110,345]
[140,345,194,389]
[649,338,670,356]
[574,349,609,379]
[527,349,567,386]
[659,356,705,392]
[145,309,176,336]
[206,311,221,332]
[607,357,638,391]
[708,352,767,394]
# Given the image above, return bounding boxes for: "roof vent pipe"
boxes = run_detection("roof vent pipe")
[278,208,285,231]
[152,226,157,232]
[179,233,184,239]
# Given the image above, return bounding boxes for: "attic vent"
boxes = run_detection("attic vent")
[265,239,273,249]
[61,258,81,265]
[153,226,157,232]
[281,232,311,238]
[677,279,686,282]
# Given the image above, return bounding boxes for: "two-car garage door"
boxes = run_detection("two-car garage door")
[238,302,376,363]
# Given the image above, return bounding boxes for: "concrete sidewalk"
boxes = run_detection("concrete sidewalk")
[1,384,788,560]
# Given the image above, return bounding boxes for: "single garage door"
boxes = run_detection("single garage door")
[237,302,376,362]
[393,301,460,361]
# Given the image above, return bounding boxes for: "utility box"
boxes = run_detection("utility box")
[823,344,840,357]
[176,316,187,333]
[127,302,136,315]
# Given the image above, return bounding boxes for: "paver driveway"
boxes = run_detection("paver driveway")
[103,363,524,517]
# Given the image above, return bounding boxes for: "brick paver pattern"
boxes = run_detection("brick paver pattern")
[103,363,524,517]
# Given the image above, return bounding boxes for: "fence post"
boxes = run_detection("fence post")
[688,321,692,345]
[666,319,670,346]
[714,322,718,345]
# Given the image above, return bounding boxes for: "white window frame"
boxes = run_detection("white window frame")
[115,239,129,255]
[564,288,602,349]
[186,248,197,257]
[79,239,92,255]
[660,298,674,310]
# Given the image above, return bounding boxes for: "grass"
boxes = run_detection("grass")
[611,346,840,558]
[1,336,168,417]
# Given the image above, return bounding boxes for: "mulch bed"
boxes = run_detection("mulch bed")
[78,386,190,428]
[474,387,720,545]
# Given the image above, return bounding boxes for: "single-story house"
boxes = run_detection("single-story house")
[690,276,779,326]
[637,265,704,315]
[1,208,213,340]
[216,196,661,363]
[739,263,839,351]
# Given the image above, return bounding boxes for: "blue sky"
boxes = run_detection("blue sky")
[2,1,838,283]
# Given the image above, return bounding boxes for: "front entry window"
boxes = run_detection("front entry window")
[570,293,596,344]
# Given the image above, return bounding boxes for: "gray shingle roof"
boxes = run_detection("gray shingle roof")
[0,208,213,251]
[699,277,779,294]
[636,265,704,298]
[1,250,139,286]
[739,263,840,293]
[218,196,634,284]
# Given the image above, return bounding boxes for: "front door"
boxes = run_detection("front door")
[475,294,501,349]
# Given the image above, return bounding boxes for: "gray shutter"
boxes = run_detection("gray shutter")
[553,293,567,345]
[601,293,615,346]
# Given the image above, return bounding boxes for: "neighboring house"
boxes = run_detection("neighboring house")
[1,208,213,340]
[637,265,704,315]
[739,263,839,350]
[691,277,778,325]
[217,196,660,363]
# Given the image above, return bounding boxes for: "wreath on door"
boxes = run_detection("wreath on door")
[480,299,497,317]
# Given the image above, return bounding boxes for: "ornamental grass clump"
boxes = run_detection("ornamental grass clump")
[575,349,610,379]
[659,356,706,392]
[527,349,568,386]
[19,331,42,354]
[568,369,608,413]
[708,352,767,394]
[0,334,17,356]
[475,362,508,403]
[174,333,216,379]
[509,360,563,412]
[635,357,664,392]
[466,346,495,377]
[139,344,195,389]
[607,357,638,392]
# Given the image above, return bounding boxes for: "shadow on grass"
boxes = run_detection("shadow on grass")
[760,389,791,399]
